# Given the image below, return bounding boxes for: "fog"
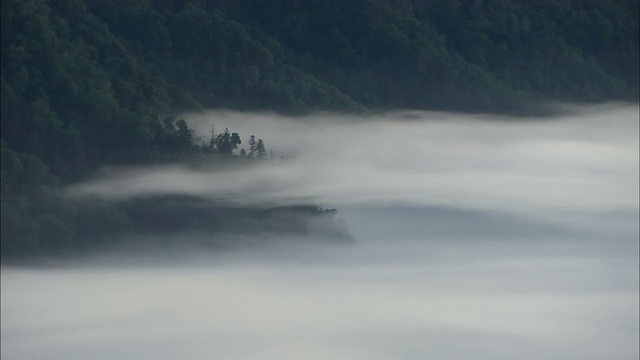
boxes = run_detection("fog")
[69,104,637,215]
[3,104,639,359]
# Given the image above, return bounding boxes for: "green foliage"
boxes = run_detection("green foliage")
[248,135,257,159]
[418,0,637,103]
[246,135,268,160]
[1,144,132,260]
[3,0,636,181]
[1,0,637,259]
[214,128,242,156]
[255,139,267,160]
[117,195,348,241]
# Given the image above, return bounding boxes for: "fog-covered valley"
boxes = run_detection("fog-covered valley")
[2,105,638,359]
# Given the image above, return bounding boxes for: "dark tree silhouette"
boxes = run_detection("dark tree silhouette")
[214,128,242,155]
[256,139,267,160]
[248,135,257,159]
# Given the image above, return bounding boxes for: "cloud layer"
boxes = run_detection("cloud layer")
[5,104,637,359]
[68,104,639,217]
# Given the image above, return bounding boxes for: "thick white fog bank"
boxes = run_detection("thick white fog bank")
[4,104,639,359]
[2,240,638,360]
[69,105,639,217]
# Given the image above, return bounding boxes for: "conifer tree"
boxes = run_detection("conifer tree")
[214,128,241,155]
[256,139,267,160]
[248,135,257,159]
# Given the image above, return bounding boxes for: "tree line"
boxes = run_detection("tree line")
[1,0,637,260]
[3,0,636,183]
[210,128,269,160]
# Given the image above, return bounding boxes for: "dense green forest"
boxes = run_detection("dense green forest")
[1,0,638,260]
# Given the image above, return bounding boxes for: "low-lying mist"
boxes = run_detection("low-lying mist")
[3,104,638,359]
[70,104,638,214]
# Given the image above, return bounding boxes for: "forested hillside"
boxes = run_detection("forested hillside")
[2,0,638,260]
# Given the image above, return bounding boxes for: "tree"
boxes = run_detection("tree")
[214,128,242,155]
[175,119,194,150]
[248,135,257,159]
[256,139,267,160]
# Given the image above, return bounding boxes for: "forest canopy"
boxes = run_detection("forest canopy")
[1,0,638,259]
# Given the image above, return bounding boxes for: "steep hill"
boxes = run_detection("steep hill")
[1,0,637,259]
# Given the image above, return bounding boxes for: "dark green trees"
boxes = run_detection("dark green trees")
[248,135,257,158]
[1,143,132,260]
[214,128,242,156]
[1,0,637,259]
[246,135,268,160]
[256,139,267,160]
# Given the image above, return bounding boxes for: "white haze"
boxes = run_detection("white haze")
[3,104,639,359]
[68,104,638,215]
